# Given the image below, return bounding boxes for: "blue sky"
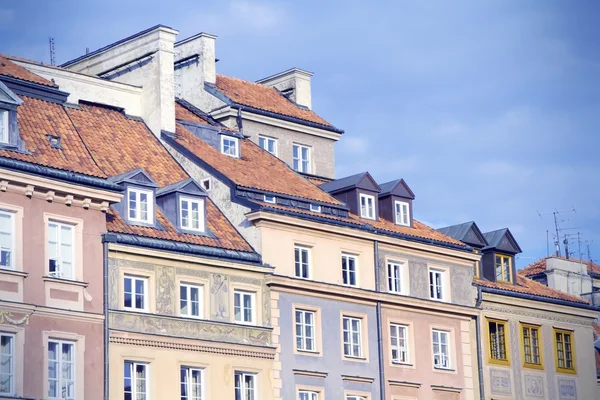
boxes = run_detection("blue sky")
[1,1,599,267]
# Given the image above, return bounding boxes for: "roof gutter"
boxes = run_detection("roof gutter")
[478,285,600,311]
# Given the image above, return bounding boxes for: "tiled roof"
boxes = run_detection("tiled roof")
[214,75,333,127]
[305,176,331,185]
[173,123,342,205]
[475,275,589,304]
[520,256,600,277]
[0,55,57,87]
[594,323,600,340]
[175,102,212,125]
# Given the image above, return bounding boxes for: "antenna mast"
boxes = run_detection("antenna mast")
[49,37,56,66]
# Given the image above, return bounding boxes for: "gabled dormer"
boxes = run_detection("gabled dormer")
[156,178,208,234]
[481,228,522,284]
[319,172,381,220]
[109,169,158,226]
[378,178,415,227]
[0,80,24,150]
[438,221,489,278]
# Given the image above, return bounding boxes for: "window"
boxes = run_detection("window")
[495,254,512,282]
[429,268,444,300]
[342,316,362,358]
[293,144,311,173]
[0,111,7,144]
[387,262,405,294]
[432,329,451,369]
[0,211,14,269]
[48,221,74,279]
[309,204,321,213]
[201,178,211,192]
[521,324,542,368]
[299,391,318,400]
[0,333,15,395]
[181,366,203,400]
[394,201,410,226]
[488,319,509,365]
[263,195,276,204]
[124,275,148,311]
[295,309,315,351]
[390,324,409,364]
[180,197,204,231]
[124,361,147,400]
[359,194,375,220]
[473,249,480,278]
[294,246,310,279]
[341,254,358,286]
[234,372,256,400]
[554,329,576,373]
[221,135,239,157]
[48,340,75,399]
[180,283,203,318]
[346,396,366,400]
[258,136,277,156]
[128,188,153,223]
[234,290,255,324]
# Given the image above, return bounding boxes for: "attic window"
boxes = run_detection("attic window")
[495,254,512,283]
[221,135,239,158]
[128,188,153,223]
[180,196,205,232]
[310,204,321,213]
[264,195,276,204]
[47,135,62,149]
[0,110,8,144]
[201,178,211,192]
[394,201,410,226]
[359,194,375,220]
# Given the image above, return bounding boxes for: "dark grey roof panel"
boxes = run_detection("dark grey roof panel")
[319,172,368,193]
[378,178,415,199]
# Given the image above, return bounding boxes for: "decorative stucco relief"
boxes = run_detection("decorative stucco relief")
[490,368,512,396]
[211,273,229,321]
[108,258,119,309]
[262,283,271,327]
[509,321,524,398]
[230,275,262,286]
[156,266,175,315]
[483,304,592,327]
[176,267,210,279]
[0,310,29,325]
[524,374,545,398]
[557,378,577,400]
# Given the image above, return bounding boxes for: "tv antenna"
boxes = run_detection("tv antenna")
[537,207,576,257]
[49,37,56,66]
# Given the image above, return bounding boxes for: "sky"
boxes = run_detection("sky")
[1,0,599,268]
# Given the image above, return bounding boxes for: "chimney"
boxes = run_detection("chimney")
[256,68,313,109]
[60,25,179,137]
[174,33,217,110]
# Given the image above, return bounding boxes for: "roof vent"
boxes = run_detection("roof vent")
[47,135,62,149]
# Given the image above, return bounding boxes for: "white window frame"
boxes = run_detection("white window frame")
[123,275,148,312]
[263,195,276,204]
[258,135,277,156]
[127,187,153,224]
[234,290,255,324]
[359,194,375,220]
[390,324,409,364]
[181,366,203,400]
[47,221,75,279]
[309,204,321,213]
[124,361,148,400]
[0,110,8,144]
[394,200,410,226]
[221,135,239,158]
[179,196,205,232]
[0,333,15,395]
[299,390,318,400]
[295,309,316,352]
[179,283,203,319]
[47,340,75,400]
[294,245,310,279]
[0,210,15,269]
[387,262,406,294]
[432,329,451,369]
[342,253,358,287]
[429,268,445,301]
[234,371,256,400]
[346,396,366,400]
[293,144,311,173]
[342,316,363,358]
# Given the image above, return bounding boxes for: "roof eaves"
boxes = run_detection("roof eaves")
[476,284,598,310]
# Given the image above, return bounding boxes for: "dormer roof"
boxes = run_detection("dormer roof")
[319,172,381,194]
[438,221,488,249]
[0,80,22,106]
[483,228,522,254]
[156,178,207,197]
[378,178,415,199]
[108,168,158,188]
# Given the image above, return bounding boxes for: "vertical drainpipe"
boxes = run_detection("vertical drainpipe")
[374,240,386,400]
[103,237,109,400]
[475,286,485,400]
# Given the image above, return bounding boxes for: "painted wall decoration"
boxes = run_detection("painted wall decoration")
[490,368,512,396]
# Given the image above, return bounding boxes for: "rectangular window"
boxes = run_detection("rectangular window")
[390,324,409,364]
[293,144,311,173]
[341,254,358,286]
[124,275,148,311]
[48,221,74,279]
[128,188,153,223]
[124,361,147,400]
[0,111,7,144]
[488,319,509,364]
[234,372,256,400]
[429,269,444,300]
[342,316,362,358]
[0,333,15,395]
[263,195,276,204]
[180,197,204,231]
[295,309,315,352]
[522,324,542,368]
[309,204,321,213]
[346,397,366,400]
[181,366,202,400]
[48,340,75,400]
[221,136,239,157]
[394,201,410,226]
[432,329,450,369]
[387,262,404,294]
[299,391,318,400]
[495,254,512,282]
[295,246,310,279]
[359,194,375,219]
[234,290,255,324]
[180,283,203,318]
[0,211,14,269]
[473,249,480,278]
[258,135,277,156]
[554,329,576,373]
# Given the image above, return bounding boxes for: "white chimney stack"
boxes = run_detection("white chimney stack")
[256,68,313,110]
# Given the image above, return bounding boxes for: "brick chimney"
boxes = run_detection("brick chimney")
[256,68,313,110]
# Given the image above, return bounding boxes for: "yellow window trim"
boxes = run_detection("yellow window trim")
[553,328,577,374]
[486,318,510,366]
[495,253,512,283]
[520,323,544,370]
[473,249,480,278]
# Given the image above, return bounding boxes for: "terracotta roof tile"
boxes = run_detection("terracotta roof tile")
[215,75,333,127]
[306,176,331,185]
[175,103,212,125]
[475,275,589,304]
[520,256,600,277]
[0,55,57,87]
[594,323,600,340]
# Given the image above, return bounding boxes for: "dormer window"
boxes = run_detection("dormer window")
[221,135,239,158]
[180,197,204,231]
[0,110,7,144]
[264,195,276,204]
[395,201,410,226]
[128,188,153,223]
[495,254,512,282]
[359,194,375,220]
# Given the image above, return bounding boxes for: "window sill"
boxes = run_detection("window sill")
[123,307,149,313]
[42,276,88,287]
[488,359,510,367]
[0,268,28,278]
[296,349,322,356]
[392,361,413,367]
[343,355,367,361]
[434,367,455,372]
[556,368,577,375]
[523,363,544,371]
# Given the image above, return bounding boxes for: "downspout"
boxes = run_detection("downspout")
[374,240,386,400]
[103,238,109,400]
[475,286,484,400]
